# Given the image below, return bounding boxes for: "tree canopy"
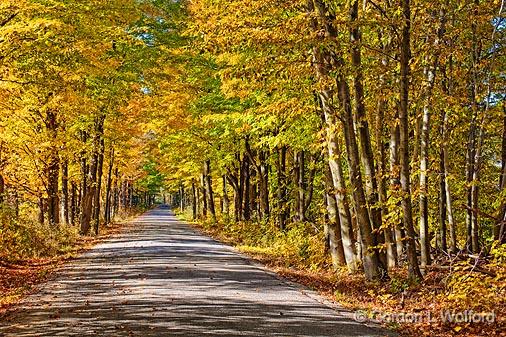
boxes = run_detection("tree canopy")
[0,0,505,334]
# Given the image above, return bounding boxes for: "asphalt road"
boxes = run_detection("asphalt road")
[0,206,392,337]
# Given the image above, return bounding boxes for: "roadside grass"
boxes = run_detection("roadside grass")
[181,212,505,337]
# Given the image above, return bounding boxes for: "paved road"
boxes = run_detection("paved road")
[0,207,392,337]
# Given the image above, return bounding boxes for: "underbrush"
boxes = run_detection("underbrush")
[182,212,505,336]
[191,214,330,271]
[0,204,142,313]
[0,204,146,262]
[0,207,79,262]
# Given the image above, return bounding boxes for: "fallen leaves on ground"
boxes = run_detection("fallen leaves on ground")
[0,221,134,316]
[190,220,505,337]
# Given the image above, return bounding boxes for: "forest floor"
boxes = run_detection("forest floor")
[0,219,135,316]
[0,207,391,337]
[193,220,505,337]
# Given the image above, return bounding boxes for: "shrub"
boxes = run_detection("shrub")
[0,206,79,262]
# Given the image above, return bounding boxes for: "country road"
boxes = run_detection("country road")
[0,207,392,337]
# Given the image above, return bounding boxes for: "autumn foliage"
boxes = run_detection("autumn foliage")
[1,0,505,336]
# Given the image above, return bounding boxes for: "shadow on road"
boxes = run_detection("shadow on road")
[0,207,392,337]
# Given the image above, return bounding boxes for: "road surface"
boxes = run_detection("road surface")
[0,207,392,337]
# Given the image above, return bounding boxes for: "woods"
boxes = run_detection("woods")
[0,1,164,259]
[0,0,505,335]
[160,0,505,282]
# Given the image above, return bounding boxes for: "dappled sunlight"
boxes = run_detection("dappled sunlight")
[0,208,390,337]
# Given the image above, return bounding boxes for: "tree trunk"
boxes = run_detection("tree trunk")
[324,120,357,271]
[303,153,318,217]
[324,164,347,268]
[439,146,447,253]
[112,168,119,218]
[61,160,69,225]
[390,113,406,261]
[222,175,230,218]
[441,60,458,253]
[80,131,88,199]
[376,27,398,269]
[204,160,216,222]
[377,84,397,269]
[104,148,114,225]
[496,106,506,243]
[80,115,103,235]
[93,127,105,235]
[419,61,437,266]
[258,151,270,219]
[276,146,288,230]
[293,151,301,222]
[191,178,198,220]
[309,0,358,272]
[249,170,257,220]
[297,151,306,222]
[241,154,251,221]
[38,194,45,225]
[419,13,443,265]
[399,0,422,280]
[199,177,206,218]
[419,102,431,267]
[46,110,60,227]
[465,0,481,253]
[70,182,77,225]
[338,74,384,280]
[93,138,105,235]
[0,174,4,204]
[227,170,240,222]
[350,0,385,267]
[179,184,184,213]
[47,155,60,227]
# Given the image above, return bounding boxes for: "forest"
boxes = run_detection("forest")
[0,0,505,336]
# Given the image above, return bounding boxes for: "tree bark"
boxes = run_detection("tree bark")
[222,175,230,218]
[80,114,104,235]
[93,125,105,235]
[439,146,447,252]
[249,170,257,219]
[70,182,77,225]
[441,59,458,253]
[303,153,318,217]
[324,164,347,268]
[338,74,384,280]
[350,0,385,266]
[45,110,60,227]
[378,95,397,269]
[241,154,251,221]
[496,105,506,243]
[419,11,444,265]
[0,174,4,205]
[104,148,114,225]
[309,0,358,272]
[38,194,45,225]
[191,178,198,220]
[465,0,481,253]
[112,168,119,217]
[399,0,423,280]
[258,151,270,219]
[61,160,69,225]
[204,160,216,221]
[227,169,240,222]
[297,151,306,221]
[245,141,270,219]
[276,146,288,230]
[419,62,437,266]
[389,111,406,261]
